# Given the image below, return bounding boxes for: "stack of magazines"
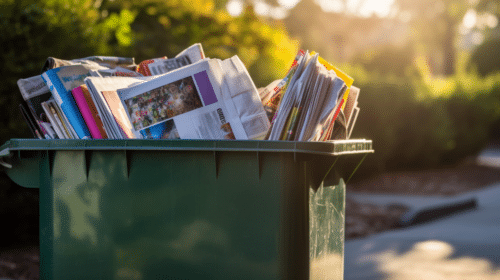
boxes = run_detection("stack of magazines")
[17,44,360,141]
[259,50,361,141]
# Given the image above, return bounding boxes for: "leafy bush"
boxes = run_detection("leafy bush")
[347,65,500,178]
[352,44,416,78]
[468,38,500,77]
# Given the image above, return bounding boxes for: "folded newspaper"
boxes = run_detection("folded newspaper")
[118,56,270,140]
[16,43,360,142]
[261,49,360,141]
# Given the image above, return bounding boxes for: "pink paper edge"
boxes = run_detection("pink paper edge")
[72,86,103,139]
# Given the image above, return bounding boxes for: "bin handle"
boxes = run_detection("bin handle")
[0,148,12,169]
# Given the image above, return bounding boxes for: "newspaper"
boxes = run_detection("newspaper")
[175,43,205,62]
[347,106,359,139]
[136,44,205,76]
[217,56,273,140]
[42,56,136,73]
[89,67,143,78]
[17,43,360,141]
[267,51,347,141]
[73,56,136,70]
[137,56,191,76]
[17,75,50,101]
[117,55,270,140]
[263,49,306,123]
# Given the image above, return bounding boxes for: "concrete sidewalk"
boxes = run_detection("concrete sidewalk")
[477,145,500,169]
[344,183,500,280]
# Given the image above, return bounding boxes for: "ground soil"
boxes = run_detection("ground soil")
[1,163,499,279]
[0,246,39,280]
[345,162,500,239]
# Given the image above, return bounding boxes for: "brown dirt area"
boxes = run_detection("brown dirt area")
[345,162,500,239]
[0,246,39,280]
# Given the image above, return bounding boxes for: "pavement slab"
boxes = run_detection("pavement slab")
[344,183,500,280]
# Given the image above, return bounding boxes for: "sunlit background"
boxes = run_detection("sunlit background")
[1,0,500,278]
[227,0,396,18]
[1,0,499,175]
[1,0,500,175]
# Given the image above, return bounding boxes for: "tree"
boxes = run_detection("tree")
[0,0,104,143]
[469,37,500,76]
[97,0,298,86]
[466,0,500,76]
[393,0,470,76]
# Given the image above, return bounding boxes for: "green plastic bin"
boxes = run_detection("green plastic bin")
[0,139,373,280]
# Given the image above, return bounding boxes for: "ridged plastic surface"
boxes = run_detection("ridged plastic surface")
[0,139,372,280]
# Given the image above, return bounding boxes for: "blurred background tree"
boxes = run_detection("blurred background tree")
[220,0,500,174]
[393,0,469,76]
[467,0,500,76]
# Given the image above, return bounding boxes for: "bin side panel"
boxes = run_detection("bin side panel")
[39,151,53,280]
[38,148,340,280]
[211,151,284,279]
[279,159,310,280]
[113,150,219,280]
[49,150,117,280]
[108,150,288,280]
[309,178,346,280]
[4,151,41,188]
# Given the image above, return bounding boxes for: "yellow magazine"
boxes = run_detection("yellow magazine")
[310,52,353,111]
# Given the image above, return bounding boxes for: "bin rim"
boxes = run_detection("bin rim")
[0,138,373,159]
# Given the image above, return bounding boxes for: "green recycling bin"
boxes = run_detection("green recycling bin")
[0,139,372,280]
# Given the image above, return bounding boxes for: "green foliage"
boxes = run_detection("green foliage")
[100,0,298,86]
[348,64,500,177]
[0,0,100,144]
[468,38,500,77]
[393,0,471,75]
[352,44,416,78]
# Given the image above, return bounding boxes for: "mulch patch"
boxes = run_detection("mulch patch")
[348,163,500,196]
[0,246,39,280]
[345,162,500,240]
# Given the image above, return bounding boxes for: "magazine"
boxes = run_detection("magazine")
[267,51,348,141]
[118,56,270,140]
[41,99,73,139]
[15,43,361,142]
[19,103,43,139]
[41,64,108,138]
[72,85,108,139]
[17,75,53,138]
[84,76,154,139]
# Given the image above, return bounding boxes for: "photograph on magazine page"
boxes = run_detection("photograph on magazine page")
[123,75,203,131]
[140,119,181,139]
